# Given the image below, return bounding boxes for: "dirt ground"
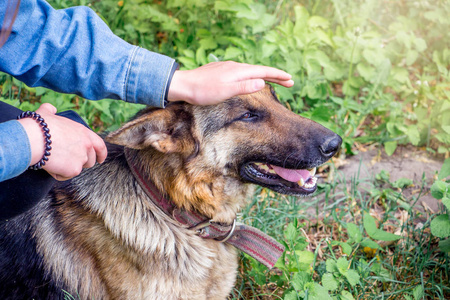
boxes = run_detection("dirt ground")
[335,145,445,213]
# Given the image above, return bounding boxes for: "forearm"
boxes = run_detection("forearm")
[0,0,176,107]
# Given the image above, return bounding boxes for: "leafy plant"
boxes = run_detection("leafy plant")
[430,158,450,252]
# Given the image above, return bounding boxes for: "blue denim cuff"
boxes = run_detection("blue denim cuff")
[0,120,31,181]
[125,47,178,108]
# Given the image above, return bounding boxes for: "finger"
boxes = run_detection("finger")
[36,103,58,115]
[232,64,293,82]
[91,133,108,164]
[82,146,97,169]
[226,79,266,96]
[263,78,295,87]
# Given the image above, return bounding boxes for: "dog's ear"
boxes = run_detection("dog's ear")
[105,107,195,154]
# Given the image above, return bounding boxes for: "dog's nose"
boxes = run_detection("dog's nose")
[319,134,342,158]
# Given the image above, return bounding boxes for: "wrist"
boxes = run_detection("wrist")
[166,70,194,104]
[17,113,51,168]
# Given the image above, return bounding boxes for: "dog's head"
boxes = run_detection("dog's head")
[107,85,341,219]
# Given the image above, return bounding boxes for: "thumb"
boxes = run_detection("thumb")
[234,79,266,95]
[36,103,58,115]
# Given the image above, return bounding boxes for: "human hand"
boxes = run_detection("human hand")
[18,103,107,181]
[167,61,294,105]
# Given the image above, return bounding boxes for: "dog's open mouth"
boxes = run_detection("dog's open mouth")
[241,162,319,195]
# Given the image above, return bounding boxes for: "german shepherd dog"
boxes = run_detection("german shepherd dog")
[0,85,341,299]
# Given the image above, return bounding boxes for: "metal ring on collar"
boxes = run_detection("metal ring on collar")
[219,219,236,243]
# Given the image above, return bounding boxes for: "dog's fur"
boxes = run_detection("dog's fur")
[0,85,341,299]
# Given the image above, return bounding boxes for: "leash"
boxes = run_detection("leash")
[124,148,285,269]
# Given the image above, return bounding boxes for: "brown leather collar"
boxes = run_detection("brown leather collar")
[124,148,284,268]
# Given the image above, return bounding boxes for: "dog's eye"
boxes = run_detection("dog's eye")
[240,112,258,121]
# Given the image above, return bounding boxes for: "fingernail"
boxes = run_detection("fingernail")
[254,79,265,91]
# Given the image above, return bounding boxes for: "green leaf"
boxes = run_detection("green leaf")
[326,259,338,273]
[322,273,338,291]
[391,67,410,84]
[340,290,355,300]
[324,61,346,81]
[308,283,333,300]
[392,178,414,189]
[294,5,309,26]
[431,181,448,199]
[396,31,411,49]
[315,29,334,47]
[384,141,397,156]
[307,16,329,29]
[261,42,278,59]
[199,37,217,50]
[430,214,450,238]
[406,50,419,66]
[336,257,349,274]
[414,38,427,52]
[375,58,392,85]
[442,197,450,212]
[438,238,450,252]
[291,271,310,291]
[412,285,424,300]
[347,223,363,243]
[357,62,375,82]
[223,46,243,60]
[344,269,360,287]
[406,126,421,145]
[284,222,298,242]
[363,49,384,66]
[295,250,315,266]
[339,242,353,255]
[207,53,220,63]
[438,158,450,180]
[361,238,381,249]
[283,290,298,300]
[363,212,402,241]
[196,47,207,65]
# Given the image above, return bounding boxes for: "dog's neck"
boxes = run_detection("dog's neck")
[125,148,252,224]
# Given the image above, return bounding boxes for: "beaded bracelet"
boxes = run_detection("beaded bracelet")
[17,111,52,170]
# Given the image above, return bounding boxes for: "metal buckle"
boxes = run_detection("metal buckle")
[219,219,236,243]
[190,219,211,233]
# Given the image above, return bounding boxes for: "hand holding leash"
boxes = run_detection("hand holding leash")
[17,103,107,181]
[167,61,294,105]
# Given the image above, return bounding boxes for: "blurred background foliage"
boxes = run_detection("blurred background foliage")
[1,0,449,155]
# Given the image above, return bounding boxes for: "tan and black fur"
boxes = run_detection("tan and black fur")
[0,85,341,299]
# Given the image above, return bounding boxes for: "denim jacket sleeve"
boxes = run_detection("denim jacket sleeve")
[0,120,31,181]
[0,0,178,107]
[0,0,179,181]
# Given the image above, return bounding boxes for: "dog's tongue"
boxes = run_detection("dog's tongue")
[271,165,311,182]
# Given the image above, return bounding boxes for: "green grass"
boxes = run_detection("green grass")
[231,162,449,299]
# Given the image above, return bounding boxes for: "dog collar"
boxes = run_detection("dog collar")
[124,148,284,269]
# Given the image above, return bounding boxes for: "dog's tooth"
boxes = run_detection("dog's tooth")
[297,178,305,187]
[309,167,316,177]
